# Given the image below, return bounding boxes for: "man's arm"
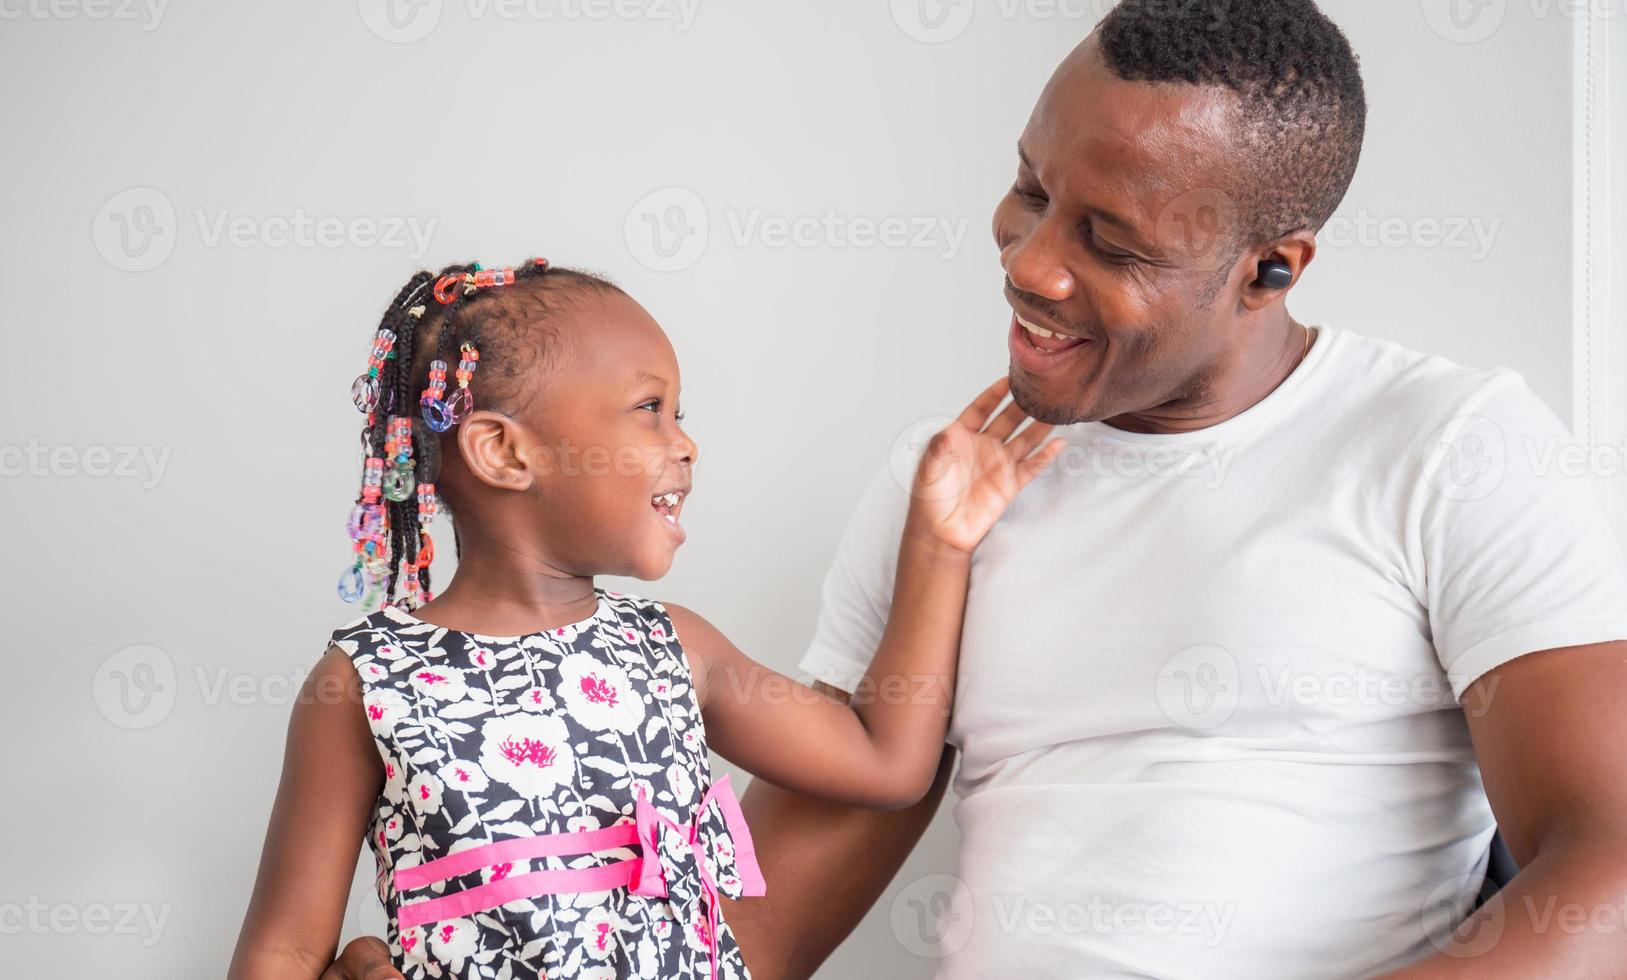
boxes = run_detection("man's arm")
[722,681,955,980]
[1387,640,1627,977]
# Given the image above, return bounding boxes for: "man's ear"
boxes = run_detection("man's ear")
[1240,231,1317,311]
[456,410,535,492]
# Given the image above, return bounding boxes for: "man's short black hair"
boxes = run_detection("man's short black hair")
[1099,0,1367,252]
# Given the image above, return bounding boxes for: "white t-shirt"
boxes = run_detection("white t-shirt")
[798,324,1627,979]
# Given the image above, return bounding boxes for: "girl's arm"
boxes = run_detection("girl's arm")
[680,378,1060,810]
[228,647,389,980]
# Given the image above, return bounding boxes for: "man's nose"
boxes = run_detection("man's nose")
[1003,219,1075,302]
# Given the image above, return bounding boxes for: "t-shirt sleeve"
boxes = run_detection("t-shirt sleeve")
[1419,371,1627,697]
[797,463,913,695]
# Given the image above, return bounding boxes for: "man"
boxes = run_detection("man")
[329,1,1627,976]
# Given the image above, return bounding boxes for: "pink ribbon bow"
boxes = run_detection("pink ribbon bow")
[631,774,767,977]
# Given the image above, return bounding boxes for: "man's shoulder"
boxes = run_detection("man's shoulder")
[1322,325,1538,433]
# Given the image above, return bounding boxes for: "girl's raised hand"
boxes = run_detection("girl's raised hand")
[908,377,1064,554]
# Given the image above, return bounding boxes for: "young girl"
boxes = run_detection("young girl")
[229,258,1060,980]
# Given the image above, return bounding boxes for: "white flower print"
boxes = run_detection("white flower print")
[334,592,754,979]
[516,685,557,714]
[437,759,489,794]
[364,688,411,730]
[424,917,479,964]
[667,763,695,805]
[408,664,469,702]
[575,907,630,960]
[557,652,644,734]
[398,924,427,963]
[381,752,407,800]
[477,713,574,798]
[407,772,445,816]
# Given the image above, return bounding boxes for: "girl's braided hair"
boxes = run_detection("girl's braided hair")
[341,258,621,610]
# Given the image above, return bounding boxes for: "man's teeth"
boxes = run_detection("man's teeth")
[1018,313,1081,341]
[1017,314,1060,339]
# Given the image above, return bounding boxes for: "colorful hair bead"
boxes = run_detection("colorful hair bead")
[417,483,438,525]
[446,342,480,422]
[351,328,396,413]
[420,359,452,432]
[472,268,516,289]
[337,563,365,602]
[382,417,416,502]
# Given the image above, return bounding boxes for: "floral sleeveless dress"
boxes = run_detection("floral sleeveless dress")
[328,588,763,980]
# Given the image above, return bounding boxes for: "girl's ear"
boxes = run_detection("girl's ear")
[456,411,535,492]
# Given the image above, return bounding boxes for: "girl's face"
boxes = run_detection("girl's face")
[471,289,698,581]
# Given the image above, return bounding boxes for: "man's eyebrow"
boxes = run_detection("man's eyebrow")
[1016,142,1144,239]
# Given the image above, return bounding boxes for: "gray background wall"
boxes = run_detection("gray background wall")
[0,0,1615,976]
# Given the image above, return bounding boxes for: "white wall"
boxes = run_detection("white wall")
[0,1,1604,977]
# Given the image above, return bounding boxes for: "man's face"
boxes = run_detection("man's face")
[993,35,1253,427]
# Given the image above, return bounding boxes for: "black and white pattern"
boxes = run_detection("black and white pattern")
[329,589,754,979]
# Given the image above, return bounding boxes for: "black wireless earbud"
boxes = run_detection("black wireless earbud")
[1256,260,1294,290]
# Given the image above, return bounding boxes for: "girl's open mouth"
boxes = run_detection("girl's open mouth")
[652,488,688,541]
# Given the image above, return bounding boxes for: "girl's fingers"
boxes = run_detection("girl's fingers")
[955,377,1012,432]
[983,399,1029,442]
